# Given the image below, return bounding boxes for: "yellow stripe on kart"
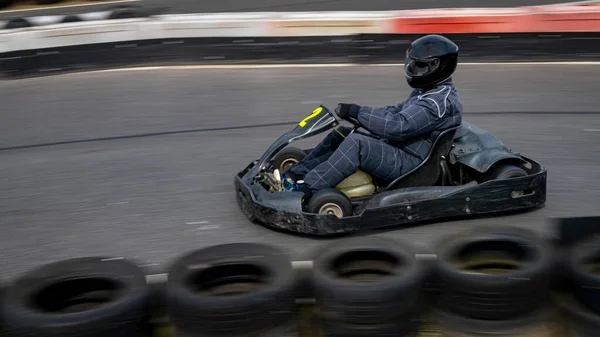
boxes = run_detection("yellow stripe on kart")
[299,107,323,127]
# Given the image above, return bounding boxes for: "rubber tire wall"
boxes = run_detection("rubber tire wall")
[563,294,600,337]
[436,305,561,337]
[568,236,600,314]
[165,243,297,336]
[434,226,553,320]
[1,257,152,337]
[311,236,427,324]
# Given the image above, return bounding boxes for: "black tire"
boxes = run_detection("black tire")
[61,14,82,23]
[317,317,420,337]
[0,0,13,9]
[434,226,553,320]
[165,243,296,336]
[480,163,527,182]
[272,147,307,173]
[108,5,145,19]
[4,18,32,29]
[568,236,600,314]
[311,236,427,324]
[562,294,600,337]
[1,257,151,337]
[297,243,438,302]
[436,304,560,337]
[307,188,353,218]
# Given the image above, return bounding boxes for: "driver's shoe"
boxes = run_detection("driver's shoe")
[282,177,299,192]
[281,172,301,191]
[283,178,313,205]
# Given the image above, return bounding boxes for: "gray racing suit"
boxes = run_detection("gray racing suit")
[288,77,463,191]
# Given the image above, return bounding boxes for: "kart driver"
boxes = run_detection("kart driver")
[281,34,463,204]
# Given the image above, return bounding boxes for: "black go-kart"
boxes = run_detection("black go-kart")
[234,105,547,236]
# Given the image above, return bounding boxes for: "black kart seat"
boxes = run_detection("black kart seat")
[381,125,461,191]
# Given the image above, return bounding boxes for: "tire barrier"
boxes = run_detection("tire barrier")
[311,237,427,336]
[567,236,600,315]
[0,0,12,10]
[0,221,599,337]
[434,227,554,321]
[0,5,600,78]
[435,306,564,337]
[0,4,164,30]
[165,243,297,337]
[1,257,152,337]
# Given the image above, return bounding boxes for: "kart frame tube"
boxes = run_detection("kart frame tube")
[233,157,547,236]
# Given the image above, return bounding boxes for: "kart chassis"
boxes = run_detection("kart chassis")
[233,105,547,236]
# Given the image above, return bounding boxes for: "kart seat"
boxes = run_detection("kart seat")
[381,125,461,191]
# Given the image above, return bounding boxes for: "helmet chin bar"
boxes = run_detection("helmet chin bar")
[405,73,451,90]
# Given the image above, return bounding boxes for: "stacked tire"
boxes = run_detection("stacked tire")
[0,257,153,337]
[310,236,428,337]
[432,227,560,337]
[164,243,298,337]
[0,0,13,9]
[0,226,598,337]
[563,236,600,337]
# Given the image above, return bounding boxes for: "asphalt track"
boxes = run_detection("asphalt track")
[1,63,600,282]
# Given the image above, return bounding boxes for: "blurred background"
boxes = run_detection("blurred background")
[0,0,578,14]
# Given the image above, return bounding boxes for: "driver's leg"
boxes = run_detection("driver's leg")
[284,126,353,180]
[301,133,419,195]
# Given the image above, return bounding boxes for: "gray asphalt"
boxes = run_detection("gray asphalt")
[1,64,600,283]
[1,0,567,20]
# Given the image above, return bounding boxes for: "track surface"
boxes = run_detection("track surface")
[1,64,600,281]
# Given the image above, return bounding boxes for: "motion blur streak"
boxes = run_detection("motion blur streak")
[0,64,599,282]
[143,0,570,14]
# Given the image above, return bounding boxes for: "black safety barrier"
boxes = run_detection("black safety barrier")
[1,32,600,79]
[0,218,598,337]
[0,4,167,29]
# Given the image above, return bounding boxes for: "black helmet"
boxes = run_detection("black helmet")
[404,34,459,89]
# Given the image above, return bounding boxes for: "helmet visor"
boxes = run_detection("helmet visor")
[405,54,440,78]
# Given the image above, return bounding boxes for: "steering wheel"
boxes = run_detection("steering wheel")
[330,105,362,129]
[328,104,384,140]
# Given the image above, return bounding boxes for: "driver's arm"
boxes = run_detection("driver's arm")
[352,99,441,141]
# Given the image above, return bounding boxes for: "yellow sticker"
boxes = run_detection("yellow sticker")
[299,107,323,127]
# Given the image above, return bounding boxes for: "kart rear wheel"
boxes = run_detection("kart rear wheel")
[481,163,527,181]
[272,147,307,173]
[307,188,353,218]
[479,163,528,197]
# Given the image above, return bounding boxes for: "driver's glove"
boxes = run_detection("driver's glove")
[335,103,361,120]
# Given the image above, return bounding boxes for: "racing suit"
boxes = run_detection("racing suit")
[286,77,463,192]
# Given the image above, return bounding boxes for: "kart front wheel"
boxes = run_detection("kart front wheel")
[307,189,353,218]
[272,147,307,172]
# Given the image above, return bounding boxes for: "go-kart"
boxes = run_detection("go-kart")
[234,105,547,236]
